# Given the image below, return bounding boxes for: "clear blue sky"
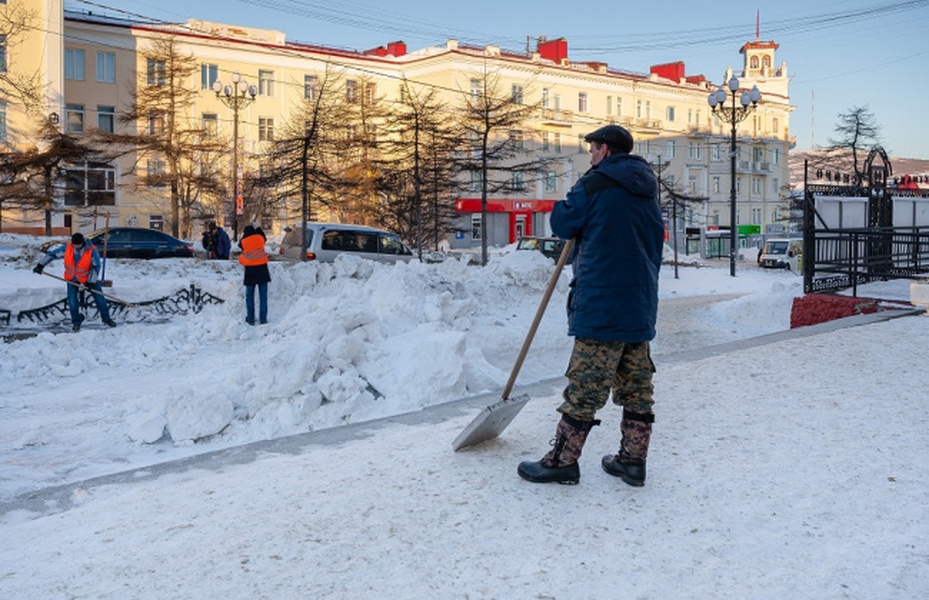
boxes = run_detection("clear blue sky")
[71,0,929,159]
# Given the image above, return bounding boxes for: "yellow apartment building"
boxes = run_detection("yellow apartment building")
[2,1,793,252]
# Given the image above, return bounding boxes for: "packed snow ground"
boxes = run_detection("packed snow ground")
[1,233,926,598]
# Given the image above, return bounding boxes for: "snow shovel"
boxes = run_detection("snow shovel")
[452,238,574,451]
[41,271,138,307]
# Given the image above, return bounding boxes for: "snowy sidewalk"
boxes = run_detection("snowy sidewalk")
[2,312,928,599]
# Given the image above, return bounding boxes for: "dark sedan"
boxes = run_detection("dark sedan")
[43,227,194,259]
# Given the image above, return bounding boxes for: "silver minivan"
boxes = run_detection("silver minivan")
[279,222,414,263]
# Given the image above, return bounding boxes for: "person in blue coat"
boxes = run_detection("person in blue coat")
[518,125,664,487]
[210,222,231,260]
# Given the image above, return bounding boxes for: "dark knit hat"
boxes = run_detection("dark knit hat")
[71,233,85,246]
[243,225,256,237]
[584,125,634,153]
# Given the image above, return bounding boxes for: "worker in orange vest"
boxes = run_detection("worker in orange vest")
[238,225,271,325]
[34,232,117,331]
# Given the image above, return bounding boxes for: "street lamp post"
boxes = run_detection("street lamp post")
[212,73,257,241]
[707,77,761,277]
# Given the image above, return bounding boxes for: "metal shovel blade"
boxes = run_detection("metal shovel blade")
[451,394,530,451]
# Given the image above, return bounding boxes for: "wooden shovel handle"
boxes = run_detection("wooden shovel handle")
[502,238,574,400]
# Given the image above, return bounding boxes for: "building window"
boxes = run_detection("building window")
[304,75,318,100]
[711,144,721,161]
[578,92,588,113]
[636,100,642,118]
[772,178,780,194]
[65,103,84,133]
[541,88,550,109]
[0,35,6,73]
[147,112,164,135]
[752,177,762,194]
[97,105,115,133]
[667,106,675,122]
[617,97,623,117]
[259,117,275,141]
[258,70,274,96]
[545,171,557,192]
[471,214,482,240]
[666,140,676,159]
[688,143,701,160]
[202,113,217,136]
[578,134,585,153]
[470,78,482,98]
[772,148,780,164]
[469,170,482,192]
[752,147,764,162]
[65,48,85,80]
[553,94,561,110]
[64,162,116,206]
[510,172,525,191]
[365,82,377,105]
[606,96,613,115]
[508,129,524,150]
[346,80,358,103]
[751,208,761,223]
[511,84,524,104]
[146,159,166,187]
[542,131,550,152]
[554,132,561,153]
[95,51,115,83]
[146,59,165,85]
[712,176,720,194]
[201,64,218,90]
[0,101,6,141]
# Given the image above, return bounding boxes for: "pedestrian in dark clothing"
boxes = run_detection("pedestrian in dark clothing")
[33,232,117,331]
[238,225,270,325]
[517,125,664,487]
[201,228,215,257]
[210,223,231,260]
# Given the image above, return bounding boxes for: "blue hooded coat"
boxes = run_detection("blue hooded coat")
[550,152,664,342]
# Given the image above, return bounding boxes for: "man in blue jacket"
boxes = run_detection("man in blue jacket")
[518,125,664,487]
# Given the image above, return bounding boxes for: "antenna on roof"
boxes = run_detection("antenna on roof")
[756,11,760,40]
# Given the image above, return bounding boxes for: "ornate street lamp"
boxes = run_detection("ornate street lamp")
[707,77,761,276]
[212,72,257,241]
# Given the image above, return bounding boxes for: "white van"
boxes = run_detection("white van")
[758,238,802,270]
[279,222,414,263]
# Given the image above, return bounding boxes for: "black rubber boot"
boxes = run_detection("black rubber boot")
[601,409,654,487]
[518,414,599,485]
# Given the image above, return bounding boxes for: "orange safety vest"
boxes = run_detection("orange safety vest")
[239,234,269,266]
[64,243,94,282]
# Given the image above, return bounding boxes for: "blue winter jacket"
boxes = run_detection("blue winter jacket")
[550,152,664,342]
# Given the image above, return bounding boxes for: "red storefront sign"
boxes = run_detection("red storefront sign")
[454,198,557,213]
[455,198,558,242]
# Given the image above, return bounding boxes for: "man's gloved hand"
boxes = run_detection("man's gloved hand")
[33,264,44,274]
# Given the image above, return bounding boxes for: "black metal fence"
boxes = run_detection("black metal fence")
[805,226,929,295]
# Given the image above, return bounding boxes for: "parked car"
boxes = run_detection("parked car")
[279,222,414,263]
[516,236,571,263]
[758,238,802,270]
[41,227,195,259]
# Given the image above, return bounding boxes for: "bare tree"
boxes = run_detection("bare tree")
[0,3,44,115]
[455,68,549,265]
[376,78,460,255]
[113,35,224,238]
[0,120,106,234]
[257,64,346,258]
[828,106,881,185]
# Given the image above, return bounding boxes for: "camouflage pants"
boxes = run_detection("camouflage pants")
[558,338,655,421]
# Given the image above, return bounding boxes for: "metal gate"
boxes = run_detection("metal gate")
[801,148,929,295]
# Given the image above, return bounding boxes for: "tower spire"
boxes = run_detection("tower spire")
[756,11,760,40]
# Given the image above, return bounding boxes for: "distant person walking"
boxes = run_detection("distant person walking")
[517,125,664,487]
[33,232,117,332]
[238,225,270,325]
[210,222,231,260]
